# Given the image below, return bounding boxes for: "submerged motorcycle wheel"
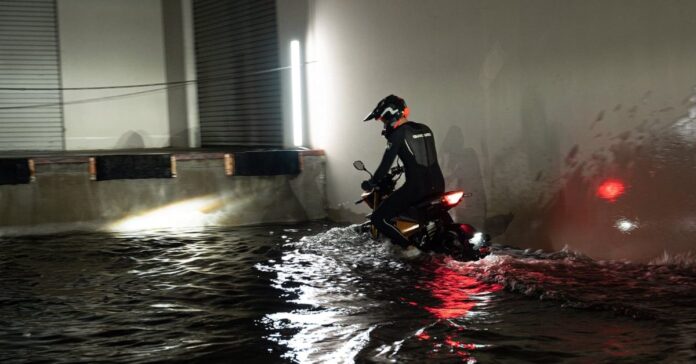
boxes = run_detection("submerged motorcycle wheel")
[444,224,480,261]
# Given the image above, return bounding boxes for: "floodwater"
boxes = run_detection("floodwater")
[1,223,695,363]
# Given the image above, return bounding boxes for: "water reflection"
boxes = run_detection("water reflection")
[258,230,384,363]
[1,225,694,363]
[259,226,506,363]
[260,226,696,363]
[413,262,503,363]
[419,263,502,320]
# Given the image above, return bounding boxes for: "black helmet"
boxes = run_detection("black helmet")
[363,94,409,123]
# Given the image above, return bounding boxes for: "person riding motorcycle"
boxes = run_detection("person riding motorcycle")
[362,95,445,247]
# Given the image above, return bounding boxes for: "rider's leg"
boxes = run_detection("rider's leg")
[370,188,412,247]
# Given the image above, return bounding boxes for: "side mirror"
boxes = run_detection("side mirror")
[353,160,366,171]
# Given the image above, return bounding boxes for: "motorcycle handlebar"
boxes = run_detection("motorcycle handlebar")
[367,167,402,190]
[390,166,404,175]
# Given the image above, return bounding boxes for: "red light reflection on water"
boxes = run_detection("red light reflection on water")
[445,336,477,350]
[416,332,431,340]
[421,265,502,319]
[412,263,503,362]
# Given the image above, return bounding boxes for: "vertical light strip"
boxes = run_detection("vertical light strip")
[291,40,303,147]
[182,0,200,147]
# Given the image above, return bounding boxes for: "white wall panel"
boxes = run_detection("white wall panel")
[57,0,170,150]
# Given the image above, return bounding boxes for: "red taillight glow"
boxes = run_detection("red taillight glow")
[443,191,464,206]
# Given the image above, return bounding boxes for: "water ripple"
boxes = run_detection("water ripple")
[1,223,695,363]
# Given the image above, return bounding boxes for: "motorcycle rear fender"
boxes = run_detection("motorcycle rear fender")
[457,223,477,239]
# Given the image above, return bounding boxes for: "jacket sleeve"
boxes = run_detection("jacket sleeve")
[371,128,404,184]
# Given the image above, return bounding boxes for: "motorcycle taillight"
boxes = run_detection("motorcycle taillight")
[442,191,464,207]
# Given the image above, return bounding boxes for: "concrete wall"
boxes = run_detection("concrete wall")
[161,0,199,148]
[295,0,696,261]
[0,155,326,235]
[57,0,171,150]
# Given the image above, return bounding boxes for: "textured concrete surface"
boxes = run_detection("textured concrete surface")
[299,0,696,261]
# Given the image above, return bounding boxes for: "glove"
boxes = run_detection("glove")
[361,180,376,192]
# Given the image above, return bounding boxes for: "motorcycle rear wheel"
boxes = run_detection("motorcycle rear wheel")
[444,224,479,261]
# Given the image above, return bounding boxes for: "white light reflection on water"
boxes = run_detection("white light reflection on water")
[257,227,505,363]
[264,308,377,364]
[3,224,695,363]
[260,279,379,362]
[257,227,394,363]
[257,225,696,363]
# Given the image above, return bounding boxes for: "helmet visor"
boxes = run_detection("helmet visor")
[363,110,379,121]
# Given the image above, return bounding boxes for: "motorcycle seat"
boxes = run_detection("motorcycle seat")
[394,194,443,222]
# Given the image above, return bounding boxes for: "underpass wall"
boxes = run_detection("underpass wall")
[299,0,696,261]
[0,154,326,235]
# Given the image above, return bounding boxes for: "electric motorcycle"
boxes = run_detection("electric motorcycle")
[353,160,490,261]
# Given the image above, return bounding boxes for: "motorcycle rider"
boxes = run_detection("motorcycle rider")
[362,95,445,247]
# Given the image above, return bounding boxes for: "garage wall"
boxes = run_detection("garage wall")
[0,0,64,151]
[56,0,170,150]
[193,0,284,148]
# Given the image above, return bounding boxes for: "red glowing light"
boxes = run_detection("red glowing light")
[444,337,477,350]
[416,332,431,341]
[442,191,464,206]
[422,265,502,319]
[596,179,626,201]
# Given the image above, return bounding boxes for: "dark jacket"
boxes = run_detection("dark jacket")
[371,121,445,199]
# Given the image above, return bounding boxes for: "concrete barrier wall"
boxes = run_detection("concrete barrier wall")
[0,154,326,235]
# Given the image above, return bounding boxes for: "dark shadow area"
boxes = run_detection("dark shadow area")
[115,131,146,149]
[440,125,488,231]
